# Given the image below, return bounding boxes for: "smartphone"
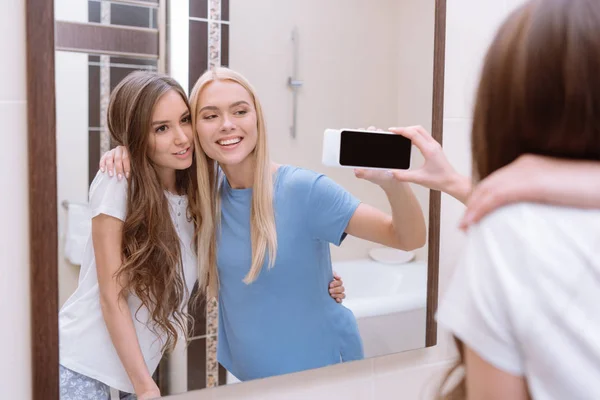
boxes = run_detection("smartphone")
[322,128,412,170]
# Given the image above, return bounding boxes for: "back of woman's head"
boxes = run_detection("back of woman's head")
[106,71,199,352]
[472,0,600,181]
[441,0,600,398]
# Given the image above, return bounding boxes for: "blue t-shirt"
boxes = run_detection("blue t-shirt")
[217,165,364,381]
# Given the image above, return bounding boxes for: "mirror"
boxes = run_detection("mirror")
[30,0,444,397]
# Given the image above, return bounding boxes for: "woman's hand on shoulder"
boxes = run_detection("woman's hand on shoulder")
[99,146,131,180]
[460,154,600,229]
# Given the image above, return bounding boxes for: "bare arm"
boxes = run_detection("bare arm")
[461,155,600,227]
[388,127,600,228]
[341,126,427,251]
[464,346,530,400]
[345,180,426,251]
[92,214,160,398]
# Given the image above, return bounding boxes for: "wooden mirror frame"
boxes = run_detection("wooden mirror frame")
[26,0,446,397]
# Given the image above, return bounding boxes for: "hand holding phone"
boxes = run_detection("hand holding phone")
[322,128,412,170]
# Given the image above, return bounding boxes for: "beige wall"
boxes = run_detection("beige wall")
[55,50,90,307]
[394,0,436,262]
[54,1,90,307]
[228,0,435,262]
[0,0,31,399]
[0,0,527,398]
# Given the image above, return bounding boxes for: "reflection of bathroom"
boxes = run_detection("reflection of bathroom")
[56,0,433,394]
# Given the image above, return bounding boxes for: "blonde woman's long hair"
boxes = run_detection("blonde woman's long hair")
[189,67,278,297]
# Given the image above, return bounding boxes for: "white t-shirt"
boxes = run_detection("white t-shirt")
[59,172,198,393]
[437,203,600,400]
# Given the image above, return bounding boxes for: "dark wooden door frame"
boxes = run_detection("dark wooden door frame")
[426,0,447,347]
[26,0,59,397]
[26,0,446,397]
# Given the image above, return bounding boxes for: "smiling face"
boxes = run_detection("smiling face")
[195,79,259,167]
[147,89,194,174]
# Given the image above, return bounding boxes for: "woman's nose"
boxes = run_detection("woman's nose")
[220,116,235,131]
[174,126,190,145]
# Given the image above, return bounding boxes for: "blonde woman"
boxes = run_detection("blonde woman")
[103,67,426,380]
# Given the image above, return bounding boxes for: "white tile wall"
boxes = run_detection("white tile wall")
[506,0,528,14]
[443,0,508,119]
[0,4,31,400]
[372,360,455,399]
[0,0,27,103]
[437,118,472,296]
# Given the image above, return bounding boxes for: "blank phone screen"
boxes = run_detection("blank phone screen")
[339,130,412,169]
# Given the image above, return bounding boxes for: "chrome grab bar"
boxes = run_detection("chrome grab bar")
[288,27,303,139]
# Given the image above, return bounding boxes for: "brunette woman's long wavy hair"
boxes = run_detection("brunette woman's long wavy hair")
[439,0,600,398]
[107,71,201,353]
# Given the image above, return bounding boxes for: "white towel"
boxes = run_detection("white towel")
[64,202,92,266]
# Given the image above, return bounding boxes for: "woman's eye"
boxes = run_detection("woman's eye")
[234,109,248,116]
[155,125,168,133]
[181,115,191,124]
[203,114,217,120]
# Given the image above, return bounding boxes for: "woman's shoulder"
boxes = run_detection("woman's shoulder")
[88,170,128,220]
[275,165,352,206]
[276,165,326,188]
[89,170,128,197]
[470,202,600,279]
[474,202,600,237]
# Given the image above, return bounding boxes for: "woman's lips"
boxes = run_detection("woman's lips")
[173,147,191,159]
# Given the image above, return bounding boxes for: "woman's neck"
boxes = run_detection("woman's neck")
[157,166,178,194]
[220,155,258,189]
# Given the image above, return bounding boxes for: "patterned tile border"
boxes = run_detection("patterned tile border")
[205,0,222,387]
[99,2,111,155]
[207,0,223,69]
[205,297,219,387]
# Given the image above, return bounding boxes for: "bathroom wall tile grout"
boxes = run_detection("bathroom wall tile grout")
[370,359,375,400]
[0,100,27,105]
[443,117,471,122]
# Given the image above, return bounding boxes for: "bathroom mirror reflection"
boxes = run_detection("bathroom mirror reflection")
[51,0,443,397]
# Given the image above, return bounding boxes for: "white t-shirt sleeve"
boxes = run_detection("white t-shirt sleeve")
[436,208,527,376]
[88,171,128,222]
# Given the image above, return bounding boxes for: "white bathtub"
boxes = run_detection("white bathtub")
[332,259,428,358]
